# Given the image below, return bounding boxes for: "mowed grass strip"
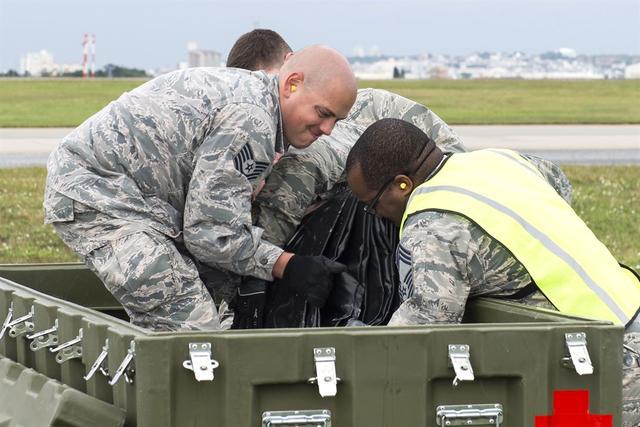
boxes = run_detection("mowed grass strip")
[0,78,146,127]
[0,166,638,270]
[361,79,640,124]
[1,78,639,127]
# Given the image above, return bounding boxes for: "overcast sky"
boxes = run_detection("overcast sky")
[1,0,639,71]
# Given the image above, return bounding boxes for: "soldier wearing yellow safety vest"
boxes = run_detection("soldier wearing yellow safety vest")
[346,118,640,427]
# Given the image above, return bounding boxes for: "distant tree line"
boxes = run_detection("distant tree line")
[0,64,148,78]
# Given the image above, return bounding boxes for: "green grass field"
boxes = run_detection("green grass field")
[1,166,638,270]
[1,78,639,127]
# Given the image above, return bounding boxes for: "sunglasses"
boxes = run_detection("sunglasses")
[362,143,436,216]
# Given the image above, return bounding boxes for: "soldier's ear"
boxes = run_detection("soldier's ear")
[283,72,304,98]
[393,175,413,196]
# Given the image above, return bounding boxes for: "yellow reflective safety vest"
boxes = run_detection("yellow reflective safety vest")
[399,149,640,327]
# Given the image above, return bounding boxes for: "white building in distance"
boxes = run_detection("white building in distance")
[187,42,221,68]
[19,50,83,76]
[625,63,640,79]
[20,50,55,76]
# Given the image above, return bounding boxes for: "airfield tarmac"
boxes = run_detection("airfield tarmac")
[0,125,639,167]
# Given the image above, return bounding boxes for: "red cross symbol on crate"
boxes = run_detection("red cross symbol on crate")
[535,390,612,427]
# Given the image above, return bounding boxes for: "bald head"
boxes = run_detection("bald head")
[278,45,357,148]
[280,45,357,94]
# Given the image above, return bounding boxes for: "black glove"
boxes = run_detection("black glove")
[231,278,267,329]
[280,255,348,308]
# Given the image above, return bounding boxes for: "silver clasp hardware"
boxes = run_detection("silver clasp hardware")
[183,342,219,382]
[27,319,59,351]
[109,340,136,386]
[0,303,14,340]
[84,339,110,381]
[262,409,332,426]
[308,347,340,397]
[562,332,593,375]
[50,328,83,364]
[7,306,35,338]
[436,404,503,426]
[448,344,475,386]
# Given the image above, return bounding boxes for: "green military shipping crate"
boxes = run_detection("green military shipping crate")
[0,263,624,426]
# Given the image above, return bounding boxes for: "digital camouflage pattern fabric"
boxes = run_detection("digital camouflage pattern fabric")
[392,153,637,425]
[45,68,286,330]
[254,88,467,247]
[623,326,640,426]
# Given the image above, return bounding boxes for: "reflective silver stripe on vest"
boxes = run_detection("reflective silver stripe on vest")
[486,149,544,180]
[409,185,628,325]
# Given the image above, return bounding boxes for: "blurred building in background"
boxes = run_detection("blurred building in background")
[19,50,82,77]
[187,42,222,68]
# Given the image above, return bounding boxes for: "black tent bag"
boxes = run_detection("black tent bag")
[263,186,401,328]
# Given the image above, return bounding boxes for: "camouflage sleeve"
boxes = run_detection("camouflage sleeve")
[347,88,467,153]
[520,153,573,204]
[253,123,357,247]
[183,103,283,281]
[389,212,474,325]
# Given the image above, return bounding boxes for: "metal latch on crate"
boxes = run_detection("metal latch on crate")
[49,328,83,364]
[448,344,475,386]
[84,339,110,381]
[262,409,332,426]
[109,340,136,386]
[183,342,219,382]
[7,306,35,338]
[0,303,14,340]
[436,404,503,426]
[308,347,340,397]
[27,319,59,351]
[562,332,593,375]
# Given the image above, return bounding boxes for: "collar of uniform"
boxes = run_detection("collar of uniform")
[271,75,286,153]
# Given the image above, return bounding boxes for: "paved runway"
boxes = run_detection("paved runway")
[1,125,639,167]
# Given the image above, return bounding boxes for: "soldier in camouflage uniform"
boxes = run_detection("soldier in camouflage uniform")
[345,118,640,427]
[44,46,357,331]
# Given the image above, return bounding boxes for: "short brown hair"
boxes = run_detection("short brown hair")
[227,29,292,71]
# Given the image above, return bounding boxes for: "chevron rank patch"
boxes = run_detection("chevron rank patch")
[396,244,414,301]
[233,143,270,181]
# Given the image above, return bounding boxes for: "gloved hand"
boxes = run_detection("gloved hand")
[280,255,348,308]
[231,278,268,329]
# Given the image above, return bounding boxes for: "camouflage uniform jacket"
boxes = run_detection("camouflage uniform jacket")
[391,153,574,326]
[254,88,466,247]
[44,68,285,281]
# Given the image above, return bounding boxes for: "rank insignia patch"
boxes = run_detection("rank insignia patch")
[234,143,270,181]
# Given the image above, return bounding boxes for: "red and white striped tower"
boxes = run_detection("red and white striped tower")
[81,33,89,78]
[90,34,96,78]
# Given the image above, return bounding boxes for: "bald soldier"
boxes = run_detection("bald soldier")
[345,118,640,426]
[44,45,357,331]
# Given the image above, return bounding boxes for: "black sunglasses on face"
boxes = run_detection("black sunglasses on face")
[363,175,396,215]
[362,142,436,216]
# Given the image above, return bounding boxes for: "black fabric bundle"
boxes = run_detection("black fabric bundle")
[264,186,401,328]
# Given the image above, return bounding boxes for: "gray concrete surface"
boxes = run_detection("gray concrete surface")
[1,125,639,167]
